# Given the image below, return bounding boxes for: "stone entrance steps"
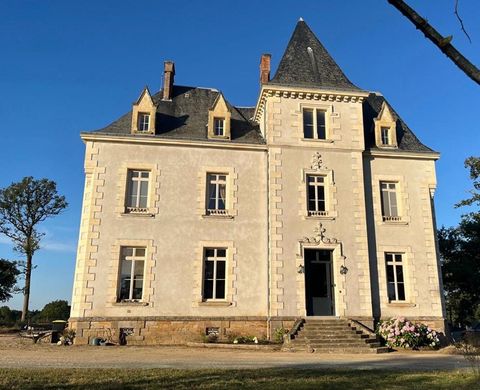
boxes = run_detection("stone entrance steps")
[283,318,389,354]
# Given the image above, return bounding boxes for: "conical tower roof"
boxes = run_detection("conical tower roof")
[269,19,361,92]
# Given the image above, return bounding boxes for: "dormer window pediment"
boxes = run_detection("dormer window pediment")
[131,87,156,135]
[208,94,231,140]
[374,102,397,148]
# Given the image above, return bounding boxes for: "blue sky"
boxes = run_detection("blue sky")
[0,0,478,310]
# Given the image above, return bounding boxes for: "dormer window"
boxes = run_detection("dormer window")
[131,87,156,135]
[303,108,327,140]
[138,113,151,132]
[374,102,397,148]
[381,127,390,145]
[214,117,225,137]
[208,94,231,140]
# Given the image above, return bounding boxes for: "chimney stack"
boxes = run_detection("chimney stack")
[162,61,175,101]
[260,54,271,85]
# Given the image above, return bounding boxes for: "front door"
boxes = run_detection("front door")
[304,249,334,316]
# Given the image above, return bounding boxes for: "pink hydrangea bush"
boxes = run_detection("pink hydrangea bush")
[376,317,440,349]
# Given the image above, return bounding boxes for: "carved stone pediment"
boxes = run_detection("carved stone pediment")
[301,222,338,245]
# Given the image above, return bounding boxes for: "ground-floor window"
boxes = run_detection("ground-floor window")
[203,248,226,300]
[119,247,146,301]
[385,252,405,301]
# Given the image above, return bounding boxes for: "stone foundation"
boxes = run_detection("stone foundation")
[69,317,295,345]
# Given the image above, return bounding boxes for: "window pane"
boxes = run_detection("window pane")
[205,249,215,258]
[141,172,149,179]
[204,280,213,299]
[132,278,143,299]
[119,277,131,300]
[217,249,226,257]
[135,248,145,257]
[122,247,133,257]
[381,189,390,216]
[218,184,226,210]
[394,254,402,262]
[389,192,398,216]
[204,261,214,279]
[316,110,326,139]
[387,282,396,301]
[134,260,144,277]
[215,280,225,299]
[397,283,406,301]
[216,261,226,279]
[386,264,394,282]
[303,109,314,138]
[396,265,404,283]
[208,181,217,209]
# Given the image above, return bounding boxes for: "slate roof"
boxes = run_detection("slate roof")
[92,85,265,145]
[363,93,435,153]
[269,20,362,92]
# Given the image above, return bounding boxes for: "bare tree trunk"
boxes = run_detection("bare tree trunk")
[21,254,32,322]
[388,0,480,85]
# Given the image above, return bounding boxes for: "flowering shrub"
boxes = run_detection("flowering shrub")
[376,317,439,349]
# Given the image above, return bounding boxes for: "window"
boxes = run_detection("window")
[126,170,150,213]
[385,253,405,301]
[381,127,390,145]
[118,247,145,301]
[206,173,228,215]
[303,108,327,140]
[138,113,151,132]
[213,117,225,137]
[203,248,226,300]
[307,175,327,216]
[380,182,400,221]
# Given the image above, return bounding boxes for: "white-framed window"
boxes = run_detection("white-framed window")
[303,108,326,140]
[206,173,228,215]
[203,248,226,300]
[380,181,400,221]
[213,117,225,137]
[138,113,151,132]
[385,253,405,301]
[307,175,327,216]
[381,127,390,145]
[126,170,150,213]
[118,247,146,301]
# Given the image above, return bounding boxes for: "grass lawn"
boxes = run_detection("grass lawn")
[0,368,478,389]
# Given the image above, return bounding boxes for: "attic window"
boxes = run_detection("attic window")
[138,113,151,132]
[381,127,390,145]
[214,118,225,137]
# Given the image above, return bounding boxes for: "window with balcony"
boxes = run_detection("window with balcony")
[206,173,228,216]
[118,247,145,301]
[126,170,150,213]
[307,175,327,217]
[380,181,401,222]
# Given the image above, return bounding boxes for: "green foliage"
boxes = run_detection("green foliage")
[33,300,70,322]
[0,259,19,302]
[456,156,480,212]
[0,177,68,256]
[273,327,289,343]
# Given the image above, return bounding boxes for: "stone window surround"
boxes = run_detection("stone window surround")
[207,94,231,140]
[374,103,398,149]
[115,162,161,217]
[377,245,416,307]
[131,87,156,135]
[197,166,238,219]
[298,102,335,143]
[106,239,157,308]
[192,240,237,307]
[295,239,347,317]
[372,175,410,225]
[299,168,337,220]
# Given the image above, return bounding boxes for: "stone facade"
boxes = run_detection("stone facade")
[70,20,446,345]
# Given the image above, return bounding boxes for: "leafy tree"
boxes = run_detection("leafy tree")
[34,300,70,322]
[0,177,67,321]
[0,259,19,302]
[439,156,480,326]
[0,306,14,325]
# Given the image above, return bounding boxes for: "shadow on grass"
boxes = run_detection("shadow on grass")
[0,368,478,390]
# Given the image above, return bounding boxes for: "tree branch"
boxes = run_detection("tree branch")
[454,0,472,44]
[388,0,480,85]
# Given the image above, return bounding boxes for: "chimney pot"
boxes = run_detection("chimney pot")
[260,54,271,85]
[162,61,175,100]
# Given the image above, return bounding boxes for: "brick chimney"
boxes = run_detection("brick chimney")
[260,54,271,85]
[162,61,175,101]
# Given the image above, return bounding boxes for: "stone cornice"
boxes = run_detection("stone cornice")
[364,149,440,161]
[80,133,267,152]
[254,85,370,122]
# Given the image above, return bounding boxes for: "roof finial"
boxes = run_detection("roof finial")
[299,17,304,22]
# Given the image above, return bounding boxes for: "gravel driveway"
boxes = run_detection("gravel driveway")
[0,335,469,370]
